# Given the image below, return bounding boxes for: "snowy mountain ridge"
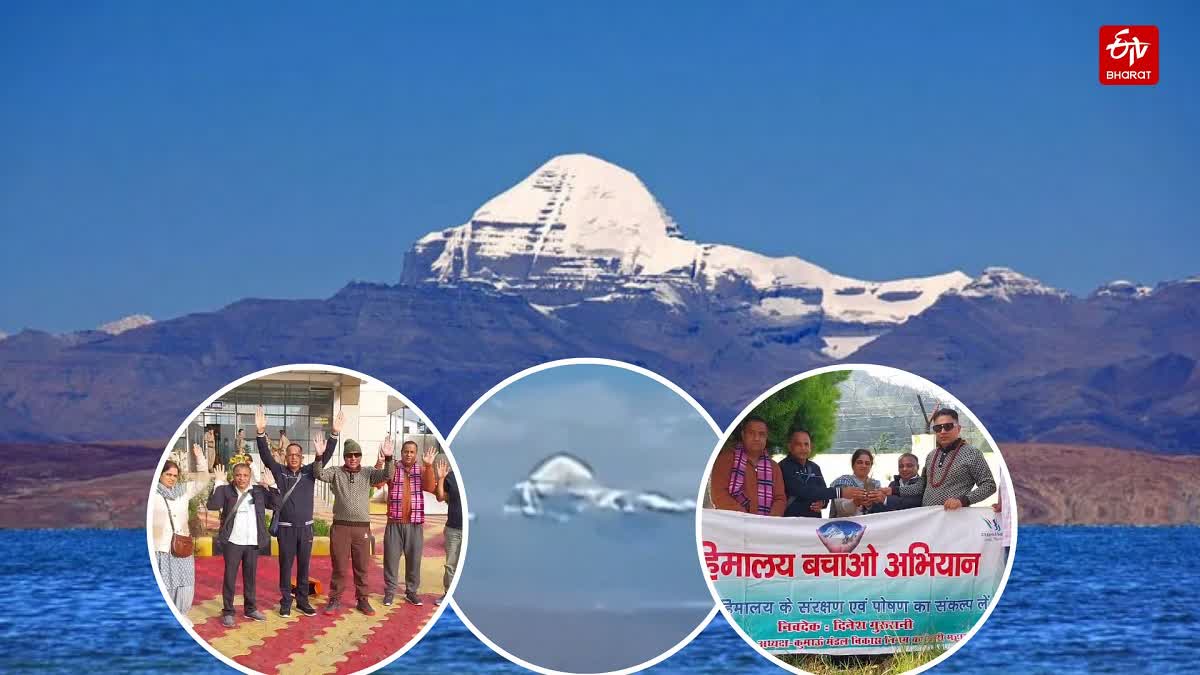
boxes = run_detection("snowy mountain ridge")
[402,154,983,356]
[504,453,696,521]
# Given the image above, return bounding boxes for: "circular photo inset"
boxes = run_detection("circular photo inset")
[449,359,719,674]
[146,365,465,675]
[699,365,1015,675]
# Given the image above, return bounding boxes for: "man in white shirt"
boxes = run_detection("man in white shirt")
[208,463,277,627]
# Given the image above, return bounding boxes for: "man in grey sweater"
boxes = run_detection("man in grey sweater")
[881,409,996,510]
[317,438,394,615]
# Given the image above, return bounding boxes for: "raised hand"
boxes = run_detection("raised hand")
[422,447,437,466]
[311,429,326,454]
[381,434,394,458]
[255,405,267,434]
[192,443,204,460]
[332,410,345,435]
[434,460,449,482]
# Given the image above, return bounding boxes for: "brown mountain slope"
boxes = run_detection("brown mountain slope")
[1003,443,1200,525]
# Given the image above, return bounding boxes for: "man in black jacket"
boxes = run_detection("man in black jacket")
[208,463,278,627]
[779,428,862,517]
[255,405,342,617]
[869,453,923,512]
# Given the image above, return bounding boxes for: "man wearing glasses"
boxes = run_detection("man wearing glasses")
[317,436,395,616]
[879,409,996,510]
[255,405,343,618]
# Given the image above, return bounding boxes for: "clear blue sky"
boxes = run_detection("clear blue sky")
[2,2,1197,333]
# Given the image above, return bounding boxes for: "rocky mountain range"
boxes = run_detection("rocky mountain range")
[0,154,1196,455]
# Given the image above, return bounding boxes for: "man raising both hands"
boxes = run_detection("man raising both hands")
[382,439,437,607]
[255,405,343,617]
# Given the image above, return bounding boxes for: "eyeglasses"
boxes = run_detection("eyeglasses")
[931,423,957,433]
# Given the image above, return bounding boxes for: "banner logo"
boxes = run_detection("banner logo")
[980,517,1003,541]
[1100,26,1159,85]
[817,520,865,553]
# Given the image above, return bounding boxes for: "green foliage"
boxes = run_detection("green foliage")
[312,518,331,537]
[187,493,207,537]
[749,371,851,455]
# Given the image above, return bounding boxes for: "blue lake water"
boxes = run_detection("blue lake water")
[0,527,1196,674]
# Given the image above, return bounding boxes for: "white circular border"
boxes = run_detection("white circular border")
[445,357,722,675]
[144,363,468,675]
[693,363,1019,675]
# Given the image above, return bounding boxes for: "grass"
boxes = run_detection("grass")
[777,644,946,675]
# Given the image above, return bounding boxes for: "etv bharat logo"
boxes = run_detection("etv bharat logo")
[1100,26,1159,85]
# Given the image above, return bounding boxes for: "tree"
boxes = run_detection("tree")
[871,431,898,454]
[748,371,850,455]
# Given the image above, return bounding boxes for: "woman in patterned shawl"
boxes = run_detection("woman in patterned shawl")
[150,444,213,627]
[829,448,881,517]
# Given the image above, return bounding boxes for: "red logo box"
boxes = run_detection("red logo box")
[1100,25,1159,85]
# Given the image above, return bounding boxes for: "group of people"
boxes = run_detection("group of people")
[712,408,997,519]
[151,405,462,630]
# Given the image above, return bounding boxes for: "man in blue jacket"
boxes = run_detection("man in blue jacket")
[255,405,342,617]
[779,428,863,517]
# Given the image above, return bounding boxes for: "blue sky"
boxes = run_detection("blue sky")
[450,364,717,506]
[2,2,1197,333]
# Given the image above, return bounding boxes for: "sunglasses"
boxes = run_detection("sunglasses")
[931,423,957,433]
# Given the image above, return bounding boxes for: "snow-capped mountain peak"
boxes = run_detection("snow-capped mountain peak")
[402,154,974,358]
[98,314,155,335]
[954,267,1067,302]
[527,452,597,487]
[415,153,691,281]
[1092,279,1152,299]
[505,451,694,521]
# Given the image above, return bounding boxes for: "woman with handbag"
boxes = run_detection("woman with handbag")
[151,443,212,627]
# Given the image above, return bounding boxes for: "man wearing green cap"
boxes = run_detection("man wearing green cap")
[317,436,395,615]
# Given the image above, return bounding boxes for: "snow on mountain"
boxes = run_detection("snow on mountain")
[527,453,597,487]
[402,154,972,356]
[1092,280,1153,299]
[821,335,880,359]
[98,314,155,335]
[952,267,1067,302]
[504,451,695,521]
